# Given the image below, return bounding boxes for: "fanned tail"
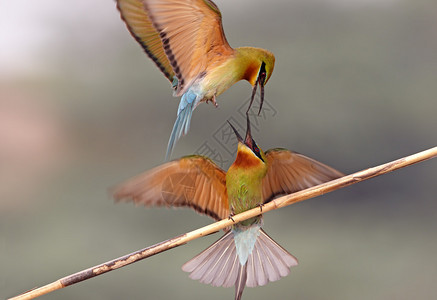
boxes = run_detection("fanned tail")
[165,91,197,161]
[182,229,298,299]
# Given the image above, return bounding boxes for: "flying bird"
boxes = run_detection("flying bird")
[116,0,275,160]
[113,115,344,300]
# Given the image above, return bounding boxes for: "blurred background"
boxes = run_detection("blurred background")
[1,0,436,299]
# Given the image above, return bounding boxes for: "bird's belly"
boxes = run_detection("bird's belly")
[200,70,241,100]
[230,196,262,217]
[231,200,255,215]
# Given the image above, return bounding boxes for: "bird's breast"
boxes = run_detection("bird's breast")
[227,179,264,217]
[197,58,246,99]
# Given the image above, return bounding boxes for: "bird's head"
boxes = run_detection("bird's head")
[258,50,275,87]
[228,114,267,169]
[242,48,275,115]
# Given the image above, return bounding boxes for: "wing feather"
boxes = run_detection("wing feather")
[143,0,234,95]
[116,0,175,82]
[263,148,344,203]
[113,155,229,221]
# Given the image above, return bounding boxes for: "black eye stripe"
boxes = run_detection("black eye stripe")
[258,62,267,85]
[251,140,264,162]
[259,62,266,76]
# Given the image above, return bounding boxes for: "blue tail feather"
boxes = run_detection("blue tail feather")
[165,90,198,161]
[184,107,193,134]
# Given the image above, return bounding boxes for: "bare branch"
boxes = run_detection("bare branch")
[8,146,437,300]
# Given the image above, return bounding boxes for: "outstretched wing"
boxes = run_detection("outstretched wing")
[262,148,344,203]
[113,155,229,221]
[117,0,175,82]
[143,0,234,95]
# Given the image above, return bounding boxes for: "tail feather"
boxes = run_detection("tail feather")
[184,107,193,136]
[211,244,238,287]
[261,231,298,275]
[165,91,197,161]
[246,230,298,287]
[221,253,239,288]
[182,232,237,287]
[182,229,298,299]
[196,238,235,285]
[246,246,267,287]
[235,263,247,300]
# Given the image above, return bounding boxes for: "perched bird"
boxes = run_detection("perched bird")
[113,115,344,300]
[116,0,275,160]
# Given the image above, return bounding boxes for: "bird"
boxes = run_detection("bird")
[116,0,275,160]
[113,114,344,300]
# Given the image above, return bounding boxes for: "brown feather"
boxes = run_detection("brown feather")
[142,0,234,95]
[232,147,264,169]
[116,0,175,82]
[262,148,344,203]
[112,155,229,220]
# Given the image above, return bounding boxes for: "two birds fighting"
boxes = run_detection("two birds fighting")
[114,0,344,299]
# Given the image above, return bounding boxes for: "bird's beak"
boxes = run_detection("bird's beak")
[244,113,253,149]
[227,120,243,143]
[259,79,265,115]
[247,79,258,114]
[247,72,266,116]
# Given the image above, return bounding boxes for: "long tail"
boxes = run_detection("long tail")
[165,90,199,161]
[182,229,298,300]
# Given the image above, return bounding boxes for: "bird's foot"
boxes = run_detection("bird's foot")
[228,212,235,223]
[207,95,218,108]
[258,203,264,212]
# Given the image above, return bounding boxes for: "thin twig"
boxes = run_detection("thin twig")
[8,146,437,300]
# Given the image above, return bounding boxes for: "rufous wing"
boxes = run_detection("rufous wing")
[262,148,344,203]
[113,155,229,221]
[143,0,234,95]
[117,0,175,82]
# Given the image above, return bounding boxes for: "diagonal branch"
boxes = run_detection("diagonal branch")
[8,146,437,300]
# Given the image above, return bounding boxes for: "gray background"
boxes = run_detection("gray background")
[1,0,436,299]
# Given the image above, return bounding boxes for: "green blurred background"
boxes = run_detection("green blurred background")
[1,0,436,299]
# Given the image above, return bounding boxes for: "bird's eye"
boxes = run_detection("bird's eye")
[258,62,267,84]
[258,73,266,86]
[252,143,264,162]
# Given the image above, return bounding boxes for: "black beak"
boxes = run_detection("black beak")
[246,79,258,115]
[244,113,253,149]
[246,62,267,116]
[229,115,263,161]
[258,82,265,115]
[228,120,243,143]
[228,114,253,148]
